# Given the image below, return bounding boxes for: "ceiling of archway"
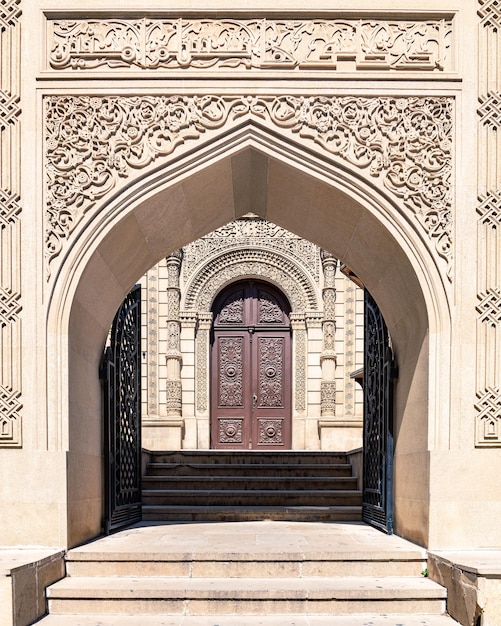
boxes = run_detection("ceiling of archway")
[44,94,453,280]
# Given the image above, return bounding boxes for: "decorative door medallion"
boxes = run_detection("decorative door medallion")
[211,281,292,449]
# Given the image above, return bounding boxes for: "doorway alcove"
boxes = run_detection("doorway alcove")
[47,127,450,548]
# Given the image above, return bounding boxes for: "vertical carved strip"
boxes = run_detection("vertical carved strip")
[291,314,306,413]
[165,251,182,416]
[476,0,501,446]
[343,282,356,417]
[196,313,212,414]
[0,0,22,447]
[146,264,159,417]
[320,251,338,418]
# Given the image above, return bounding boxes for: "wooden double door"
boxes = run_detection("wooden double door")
[211,280,292,450]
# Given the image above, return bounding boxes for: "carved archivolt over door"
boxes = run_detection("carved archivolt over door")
[181,245,319,419]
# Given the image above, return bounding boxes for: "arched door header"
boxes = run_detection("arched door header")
[183,247,319,312]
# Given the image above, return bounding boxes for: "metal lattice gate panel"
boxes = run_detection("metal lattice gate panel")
[362,290,395,534]
[102,285,142,534]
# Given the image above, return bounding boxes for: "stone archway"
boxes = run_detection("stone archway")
[46,123,450,549]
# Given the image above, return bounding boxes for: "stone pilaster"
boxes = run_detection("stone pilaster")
[196,312,213,415]
[165,251,183,417]
[290,314,306,414]
[0,0,22,447]
[475,0,501,446]
[320,251,338,418]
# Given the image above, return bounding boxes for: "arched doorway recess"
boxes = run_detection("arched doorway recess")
[47,126,450,549]
[210,280,292,450]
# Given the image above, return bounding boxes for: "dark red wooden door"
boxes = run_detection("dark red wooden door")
[211,281,292,449]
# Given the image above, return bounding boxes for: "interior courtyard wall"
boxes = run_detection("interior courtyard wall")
[138,220,364,452]
[0,0,499,553]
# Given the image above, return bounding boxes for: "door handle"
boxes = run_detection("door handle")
[252,393,257,408]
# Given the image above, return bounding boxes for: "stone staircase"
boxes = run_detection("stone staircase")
[141,450,363,523]
[41,520,460,624]
[39,452,460,624]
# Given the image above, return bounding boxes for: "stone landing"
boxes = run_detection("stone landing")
[39,521,460,625]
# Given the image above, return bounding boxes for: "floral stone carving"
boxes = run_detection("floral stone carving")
[44,95,453,276]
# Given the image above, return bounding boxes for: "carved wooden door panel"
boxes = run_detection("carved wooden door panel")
[211,281,291,449]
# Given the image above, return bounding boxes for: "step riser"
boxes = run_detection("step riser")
[147,465,353,477]
[148,453,349,465]
[142,494,363,506]
[48,598,446,616]
[142,478,359,490]
[141,508,362,522]
[66,560,426,578]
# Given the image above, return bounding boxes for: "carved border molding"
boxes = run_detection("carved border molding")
[46,16,454,74]
[44,94,454,277]
[476,0,501,446]
[0,0,21,448]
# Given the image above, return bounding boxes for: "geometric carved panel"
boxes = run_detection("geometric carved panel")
[477,191,501,228]
[475,387,501,447]
[478,91,501,129]
[476,288,501,327]
[0,385,22,446]
[478,0,501,31]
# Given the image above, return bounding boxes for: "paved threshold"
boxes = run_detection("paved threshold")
[65,520,427,559]
[37,614,460,625]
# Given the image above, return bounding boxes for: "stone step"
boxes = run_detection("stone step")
[141,504,363,522]
[66,551,426,578]
[141,489,363,507]
[142,475,359,490]
[46,575,447,616]
[36,614,462,625]
[147,450,350,465]
[146,462,354,477]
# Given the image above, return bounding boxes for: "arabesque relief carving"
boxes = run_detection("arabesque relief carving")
[44,94,453,276]
[47,16,453,73]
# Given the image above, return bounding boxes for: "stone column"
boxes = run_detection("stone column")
[165,250,183,417]
[320,251,338,418]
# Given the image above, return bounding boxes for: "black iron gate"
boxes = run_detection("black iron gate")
[362,290,396,534]
[102,285,142,534]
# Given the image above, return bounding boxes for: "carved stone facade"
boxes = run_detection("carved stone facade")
[140,216,364,450]
[5,8,501,622]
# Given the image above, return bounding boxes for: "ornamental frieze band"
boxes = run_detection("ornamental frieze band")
[47,17,453,73]
[44,94,453,277]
